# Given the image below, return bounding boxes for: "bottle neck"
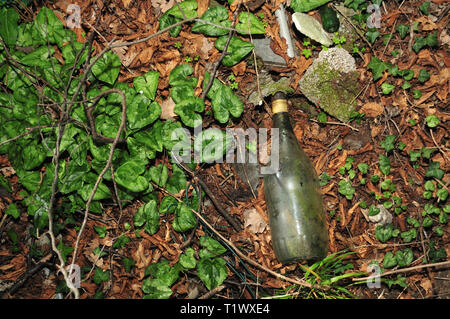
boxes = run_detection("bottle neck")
[272,112,293,130]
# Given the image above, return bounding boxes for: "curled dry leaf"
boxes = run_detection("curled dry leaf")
[160,96,177,119]
[243,208,267,234]
[359,102,384,118]
[151,0,176,13]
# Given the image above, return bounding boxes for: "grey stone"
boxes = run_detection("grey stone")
[299,47,361,122]
[292,12,333,46]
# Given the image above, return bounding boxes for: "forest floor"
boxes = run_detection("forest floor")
[0,0,449,299]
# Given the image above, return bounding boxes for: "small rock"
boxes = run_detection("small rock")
[292,12,333,46]
[368,204,393,227]
[299,47,361,122]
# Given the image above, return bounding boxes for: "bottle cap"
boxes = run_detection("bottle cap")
[273,91,287,101]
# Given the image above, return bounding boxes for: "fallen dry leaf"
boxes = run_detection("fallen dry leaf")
[359,102,384,118]
[151,0,176,13]
[243,208,268,234]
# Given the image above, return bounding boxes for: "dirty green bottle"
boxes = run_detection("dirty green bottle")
[264,92,328,264]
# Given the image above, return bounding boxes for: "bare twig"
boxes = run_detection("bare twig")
[199,284,226,299]
[0,125,55,148]
[155,184,326,291]
[69,89,127,284]
[201,1,242,101]
[353,260,450,282]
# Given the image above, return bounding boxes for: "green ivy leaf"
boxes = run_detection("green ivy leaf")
[22,142,47,171]
[166,164,187,194]
[127,96,161,132]
[210,81,244,124]
[0,7,19,48]
[170,85,195,104]
[425,114,440,128]
[194,128,233,163]
[400,228,417,243]
[179,247,197,270]
[149,163,169,187]
[338,179,355,200]
[92,51,121,85]
[146,259,180,287]
[173,97,205,128]
[375,224,394,243]
[399,69,414,81]
[418,69,430,83]
[381,83,395,95]
[159,196,178,214]
[169,64,198,88]
[161,120,190,151]
[367,57,387,81]
[5,203,20,219]
[93,267,110,284]
[94,225,107,238]
[214,35,254,67]
[114,159,149,193]
[379,154,391,175]
[122,257,135,273]
[366,28,380,44]
[158,0,198,37]
[380,135,396,153]
[34,7,75,47]
[78,174,112,202]
[290,0,333,12]
[166,0,198,19]
[419,1,431,15]
[197,257,227,290]
[20,46,55,66]
[142,279,174,299]
[426,161,444,180]
[134,200,160,235]
[395,248,413,267]
[422,216,433,228]
[199,236,227,259]
[133,70,159,101]
[383,251,397,268]
[192,6,231,36]
[172,202,196,232]
[57,241,74,263]
[62,41,88,69]
[396,24,409,39]
[236,12,265,35]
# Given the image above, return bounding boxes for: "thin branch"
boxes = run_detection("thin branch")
[353,260,450,282]
[155,183,326,291]
[0,125,56,148]
[172,154,242,232]
[201,1,242,101]
[69,89,127,287]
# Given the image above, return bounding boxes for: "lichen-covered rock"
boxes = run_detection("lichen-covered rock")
[299,47,361,122]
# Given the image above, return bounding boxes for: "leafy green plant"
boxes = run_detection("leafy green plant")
[419,1,431,15]
[396,24,409,39]
[425,114,440,128]
[141,235,229,298]
[0,2,261,298]
[271,250,365,299]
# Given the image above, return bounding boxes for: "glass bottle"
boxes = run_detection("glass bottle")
[264,92,328,264]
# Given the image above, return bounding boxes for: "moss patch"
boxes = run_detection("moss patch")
[299,60,360,122]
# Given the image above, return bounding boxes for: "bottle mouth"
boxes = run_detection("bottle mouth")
[272,91,287,101]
